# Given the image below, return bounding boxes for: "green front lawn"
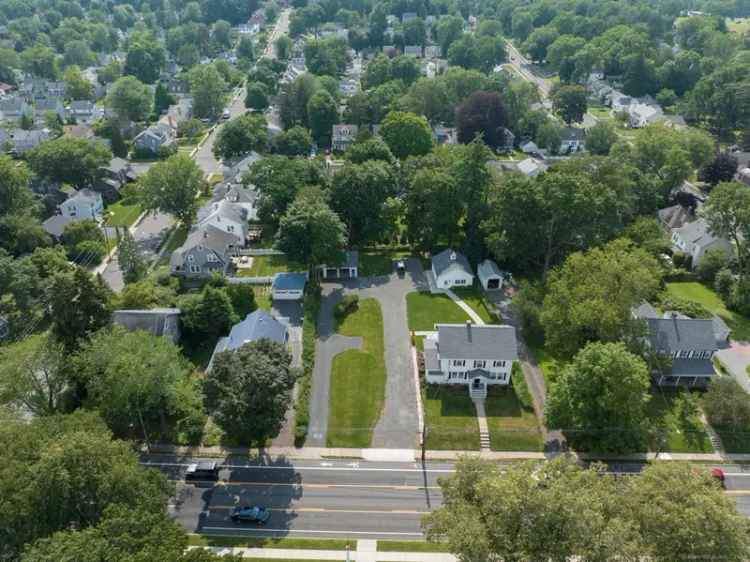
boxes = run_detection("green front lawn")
[645,388,713,453]
[423,385,478,450]
[666,282,750,342]
[452,286,499,324]
[245,254,304,277]
[407,292,471,332]
[359,250,412,276]
[327,298,386,448]
[377,541,451,553]
[105,199,143,227]
[187,535,352,550]
[485,386,543,451]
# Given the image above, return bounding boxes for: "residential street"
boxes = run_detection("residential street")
[142,455,750,540]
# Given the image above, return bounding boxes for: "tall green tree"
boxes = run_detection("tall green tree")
[205,339,296,444]
[179,285,238,341]
[552,84,587,125]
[75,327,203,440]
[703,181,750,279]
[275,187,347,268]
[49,268,112,352]
[381,111,433,159]
[307,90,338,147]
[213,112,268,159]
[0,411,172,560]
[540,240,662,357]
[406,168,462,250]
[140,154,205,228]
[118,230,147,284]
[27,138,112,188]
[107,76,153,122]
[330,161,397,245]
[189,64,228,119]
[546,342,651,452]
[124,33,165,83]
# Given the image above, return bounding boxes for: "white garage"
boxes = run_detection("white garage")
[478,259,504,291]
[431,249,474,289]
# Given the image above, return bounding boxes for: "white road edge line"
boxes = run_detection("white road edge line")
[202,527,423,536]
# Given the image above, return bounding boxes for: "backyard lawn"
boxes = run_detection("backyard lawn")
[244,255,304,277]
[327,298,386,448]
[645,388,713,453]
[423,385,478,450]
[485,386,543,452]
[105,199,142,227]
[407,292,471,331]
[359,250,412,276]
[452,286,499,324]
[666,282,750,341]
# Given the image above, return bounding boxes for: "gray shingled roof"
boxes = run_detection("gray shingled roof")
[646,317,717,353]
[478,259,502,280]
[170,224,237,265]
[675,218,724,249]
[423,336,440,371]
[436,323,518,360]
[226,310,287,350]
[432,249,472,278]
[632,302,659,319]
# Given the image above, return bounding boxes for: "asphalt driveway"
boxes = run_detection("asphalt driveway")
[307,258,425,449]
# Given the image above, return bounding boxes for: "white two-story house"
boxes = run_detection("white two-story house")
[424,322,518,398]
[670,217,731,267]
[42,188,104,238]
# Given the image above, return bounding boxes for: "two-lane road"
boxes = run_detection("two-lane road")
[143,457,750,540]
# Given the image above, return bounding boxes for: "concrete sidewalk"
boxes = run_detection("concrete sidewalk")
[145,443,750,463]
[189,545,456,561]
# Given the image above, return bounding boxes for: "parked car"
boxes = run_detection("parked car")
[396,260,406,276]
[711,468,726,488]
[185,461,219,480]
[230,505,271,524]
[222,109,230,120]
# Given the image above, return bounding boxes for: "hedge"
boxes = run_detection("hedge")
[294,284,321,446]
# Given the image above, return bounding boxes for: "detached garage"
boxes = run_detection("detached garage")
[431,249,474,289]
[478,259,504,291]
[272,272,307,301]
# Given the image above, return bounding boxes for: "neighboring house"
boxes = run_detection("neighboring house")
[160,97,193,129]
[424,322,518,398]
[560,127,585,153]
[224,184,258,221]
[198,199,249,246]
[42,188,104,237]
[133,122,176,155]
[433,125,457,145]
[320,250,359,280]
[8,128,50,154]
[628,101,664,128]
[208,309,288,370]
[432,249,474,289]
[520,140,540,154]
[170,225,238,279]
[424,45,442,59]
[516,157,548,178]
[332,124,358,152]
[404,45,422,58]
[67,100,100,123]
[0,97,30,121]
[103,157,136,184]
[634,306,718,387]
[658,203,695,230]
[112,308,181,343]
[223,151,262,183]
[670,217,732,267]
[34,98,66,122]
[478,259,504,291]
[402,12,417,22]
[272,272,307,301]
[497,128,515,154]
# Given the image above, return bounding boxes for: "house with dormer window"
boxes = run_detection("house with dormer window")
[424,322,518,398]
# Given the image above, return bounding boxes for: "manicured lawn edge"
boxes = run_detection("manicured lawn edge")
[327,298,386,448]
[377,541,450,552]
[187,534,353,550]
[423,384,479,451]
[485,386,544,452]
[294,284,321,446]
[407,291,471,331]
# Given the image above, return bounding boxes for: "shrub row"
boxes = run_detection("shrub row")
[294,284,321,446]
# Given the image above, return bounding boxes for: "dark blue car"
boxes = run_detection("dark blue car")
[230,505,271,524]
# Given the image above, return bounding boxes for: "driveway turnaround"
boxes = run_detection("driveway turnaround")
[307,287,363,447]
[357,260,425,449]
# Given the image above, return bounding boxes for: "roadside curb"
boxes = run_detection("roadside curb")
[143,444,749,463]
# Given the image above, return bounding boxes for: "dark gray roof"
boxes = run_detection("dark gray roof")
[646,317,717,353]
[436,323,518,360]
[712,315,730,343]
[112,308,180,339]
[478,259,502,280]
[272,272,307,291]
[42,214,75,237]
[562,127,585,141]
[432,248,472,278]
[226,310,287,350]
[670,358,716,377]
[658,204,695,230]
[172,224,237,262]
